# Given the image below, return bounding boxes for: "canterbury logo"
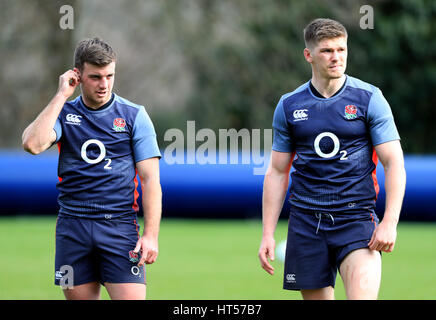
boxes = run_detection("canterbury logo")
[286,273,296,283]
[66,113,82,125]
[293,109,308,121]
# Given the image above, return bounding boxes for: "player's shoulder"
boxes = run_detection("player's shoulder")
[113,94,153,124]
[279,81,311,106]
[64,95,81,107]
[60,95,81,116]
[346,75,380,94]
[113,94,146,112]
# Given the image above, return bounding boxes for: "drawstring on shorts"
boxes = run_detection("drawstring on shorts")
[315,213,335,234]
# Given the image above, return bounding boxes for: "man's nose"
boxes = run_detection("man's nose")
[331,51,339,61]
[99,78,108,88]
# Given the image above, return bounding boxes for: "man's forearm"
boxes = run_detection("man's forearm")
[262,171,289,237]
[382,161,406,224]
[141,178,162,238]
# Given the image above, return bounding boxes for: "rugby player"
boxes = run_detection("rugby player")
[22,38,161,300]
[259,18,406,300]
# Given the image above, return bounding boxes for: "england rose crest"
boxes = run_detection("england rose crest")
[113,118,126,132]
[128,250,139,263]
[344,105,357,119]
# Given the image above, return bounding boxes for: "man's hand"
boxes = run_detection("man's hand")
[57,69,80,98]
[258,237,276,275]
[368,219,397,252]
[134,235,159,267]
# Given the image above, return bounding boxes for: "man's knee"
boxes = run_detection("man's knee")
[63,281,101,300]
[301,286,335,300]
[105,283,146,300]
[340,248,381,300]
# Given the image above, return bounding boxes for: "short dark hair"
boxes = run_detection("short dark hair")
[74,37,116,71]
[304,18,347,48]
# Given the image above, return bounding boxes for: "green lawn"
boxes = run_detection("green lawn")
[0,216,435,300]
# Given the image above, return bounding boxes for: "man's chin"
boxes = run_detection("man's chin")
[327,71,345,80]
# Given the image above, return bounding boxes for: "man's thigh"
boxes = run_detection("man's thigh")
[55,216,99,287]
[339,248,381,300]
[283,209,337,291]
[94,215,146,285]
[328,211,379,268]
[301,286,335,300]
[105,283,146,300]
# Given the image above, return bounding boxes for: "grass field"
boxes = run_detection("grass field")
[0,216,435,300]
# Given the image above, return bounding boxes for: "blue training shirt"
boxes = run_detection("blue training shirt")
[53,93,161,219]
[272,75,400,212]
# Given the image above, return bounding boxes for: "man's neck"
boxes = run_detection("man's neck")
[81,93,114,111]
[310,74,346,98]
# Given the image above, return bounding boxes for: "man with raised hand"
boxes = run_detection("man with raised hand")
[23,37,162,300]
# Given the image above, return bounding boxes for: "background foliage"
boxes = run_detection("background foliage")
[1,0,435,153]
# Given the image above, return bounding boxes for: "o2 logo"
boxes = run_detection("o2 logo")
[314,132,348,160]
[80,139,112,169]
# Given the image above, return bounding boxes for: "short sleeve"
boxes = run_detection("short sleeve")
[272,97,293,153]
[132,106,161,162]
[53,117,62,143]
[367,88,400,146]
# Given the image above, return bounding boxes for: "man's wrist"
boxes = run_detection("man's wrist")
[142,230,159,239]
[262,231,275,239]
[381,214,399,225]
[54,91,70,102]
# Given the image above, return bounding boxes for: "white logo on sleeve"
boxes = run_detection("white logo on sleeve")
[66,113,82,125]
[293,109,308,121]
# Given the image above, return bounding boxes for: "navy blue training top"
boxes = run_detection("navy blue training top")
[53,93,161,219]
[272,75,400,212]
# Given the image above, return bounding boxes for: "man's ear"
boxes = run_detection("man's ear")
[303,48,313,63]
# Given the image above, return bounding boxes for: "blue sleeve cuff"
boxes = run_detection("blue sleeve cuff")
[367,88,400,146]
[272,96,293,152]
[132,106,161,162]
[53,117,62,143]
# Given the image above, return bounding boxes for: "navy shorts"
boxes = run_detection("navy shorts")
[55,214,145,287]
[283,207,379,291]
